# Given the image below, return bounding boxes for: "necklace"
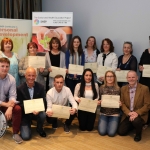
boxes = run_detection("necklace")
[122,55,131,64]
[86,82,91,86]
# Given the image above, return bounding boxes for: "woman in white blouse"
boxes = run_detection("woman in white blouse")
[74,68,99,131]
[97,38,118,83]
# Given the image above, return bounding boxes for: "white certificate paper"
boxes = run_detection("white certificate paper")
[51,105,71,119]
[84,63,98,73]
[101,95,120,108]
[115,70,129,82]
[78,98,97,113]
[23,98,45,114]
[50,66,66,79]
[142,65,150,77]
[28,56,45,68]
[97,65,113,77]
[68,64,84,75]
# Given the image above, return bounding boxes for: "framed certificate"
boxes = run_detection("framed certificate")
[68,64,84,75]
[84,63,97,73]
[50,66,66,79]
[51,105,71,119]
[78,98,97,113]
[23,98,45,114]
[142,65,150,77]
[101,95,120,108]
[28,56,45,68]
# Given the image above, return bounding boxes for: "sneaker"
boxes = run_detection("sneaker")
[64,124,70,133]
[13,134,23,144]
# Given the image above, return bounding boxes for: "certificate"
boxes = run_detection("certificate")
[28,56,45,68]
[51,105,71,119]
[84,63,97,73]
[115,70,129,82]
[23,98,45,114]
[142,65,150,77]
[50,66,66,79]
[97,65,113,77]
[101,95,120,108]
[78,98,97,113]
[68,64,84,75]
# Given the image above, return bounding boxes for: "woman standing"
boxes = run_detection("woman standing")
[98,70,121,137]
[117,42,137,87]
[65,35,85,94]
[97,38,118,83]
[74,68,99,131]
[46,37,66,89]
[19,42,49,89]
[0,38,20,86]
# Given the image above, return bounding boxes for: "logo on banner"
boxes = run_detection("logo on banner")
[34,19,39,25]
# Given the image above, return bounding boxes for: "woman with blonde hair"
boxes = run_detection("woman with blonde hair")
[98,70,121,137]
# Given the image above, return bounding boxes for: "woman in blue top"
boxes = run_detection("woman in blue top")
[0,38,20,86]
[116,42,137,87]
[65,35,85,94]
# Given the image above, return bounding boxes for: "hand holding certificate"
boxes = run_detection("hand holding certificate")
[51,105,71,119]
[142,65,150,77]
[68,64,84,75]
[28,56,45,68]
[78,98,97,113]
[50,66,66,78]
[97,65,113,77]
[101,95,120,108]
[23,98,45,114]
[115,70,129,82]
[84,63,97,73]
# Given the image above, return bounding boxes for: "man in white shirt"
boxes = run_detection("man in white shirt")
[46,75,77,133]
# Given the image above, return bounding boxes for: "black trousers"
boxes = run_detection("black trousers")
[78,110,96,131]
[118,116,144,136]
[46,113,76,126]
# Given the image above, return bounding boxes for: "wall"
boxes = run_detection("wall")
[42,0,150,65]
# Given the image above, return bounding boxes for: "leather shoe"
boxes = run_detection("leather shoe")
[134,135,141,142]
[36,128,46,137]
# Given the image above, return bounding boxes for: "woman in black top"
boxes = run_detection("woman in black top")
[116,42,137,87]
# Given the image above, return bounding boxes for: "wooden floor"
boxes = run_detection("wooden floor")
[1,116,150,150]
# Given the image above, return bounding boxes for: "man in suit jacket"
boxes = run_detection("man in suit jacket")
[118,70,150,142]
[17,67,46,140]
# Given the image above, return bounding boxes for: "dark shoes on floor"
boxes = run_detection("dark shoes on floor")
[64,124,70,133]
[36,128,46,137]
[134,134,141,142]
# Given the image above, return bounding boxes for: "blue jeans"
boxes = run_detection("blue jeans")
[20,111,46,140]
[98,114,120,137]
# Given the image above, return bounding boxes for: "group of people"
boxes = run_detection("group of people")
[0,36,150,144]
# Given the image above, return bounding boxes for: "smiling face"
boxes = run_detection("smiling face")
[28,45,37,56]
[84,71,92,83]
[25,68,36,86]
[3,41,12,52]
[0,62,10,78]
[105,72,115,85]
[103,40,110,53]
[52,41,59,50]
[87,38,95,48]
[127,71,138,87]
[123,43,132,55]
[73,38,80,50]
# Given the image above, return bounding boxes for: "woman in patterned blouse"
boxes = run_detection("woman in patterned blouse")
[98,70,121,137]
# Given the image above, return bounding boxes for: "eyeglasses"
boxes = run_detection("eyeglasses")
[106,76,114,78]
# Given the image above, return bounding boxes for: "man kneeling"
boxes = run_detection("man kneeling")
[46,75,77,133]
[17,67,46,140]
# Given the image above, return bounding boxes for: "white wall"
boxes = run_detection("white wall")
[42,0,150,64]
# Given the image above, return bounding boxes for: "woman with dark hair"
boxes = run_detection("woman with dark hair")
[45,37,66,89]
[116,42,137,87]
[65,35,85,94]
[0,37,20,86]
[19,42,49,88]
[97,38,118,83]
[98,70,121,137]
[74,68,99,131]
